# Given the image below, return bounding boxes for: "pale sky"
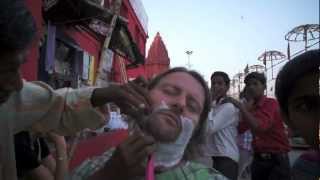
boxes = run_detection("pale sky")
[143,0,319,82]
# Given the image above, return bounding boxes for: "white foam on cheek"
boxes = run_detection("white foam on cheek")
[152,101,196,128]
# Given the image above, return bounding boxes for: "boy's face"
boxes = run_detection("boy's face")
[0,51,25,104]
[245,78,265,100]
[211,76,228,100]
[287,72,320,149]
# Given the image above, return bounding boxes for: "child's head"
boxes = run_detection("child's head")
[244,72,266,100]
[275,49,320,149]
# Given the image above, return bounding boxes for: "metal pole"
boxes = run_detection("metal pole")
[185,50,193,69]
[304,27,308,51]
[271,58,274,79]
[238,75,241,95]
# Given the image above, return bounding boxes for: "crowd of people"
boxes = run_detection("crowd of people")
[0,0,319,180]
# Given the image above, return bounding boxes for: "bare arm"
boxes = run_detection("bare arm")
[223,98,261,133]
[21,80,151,136]
[41,155,56,174]
[25,165,54,180]
[48,133,68,180]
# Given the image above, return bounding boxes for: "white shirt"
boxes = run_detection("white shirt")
[202,100,240,162]
[0,81,105,180]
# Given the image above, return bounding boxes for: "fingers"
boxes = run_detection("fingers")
[129,143,155,166]
[121,132,155,154]
[131,76,148,88]
[126,82,151,111]
[113,132,155,174]
[108,83,151,119]
[220,98,228,104]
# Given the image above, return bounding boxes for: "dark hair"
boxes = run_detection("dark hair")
[148,67,211,157]
[275,49,320,116]
[210,71,230,87]
[244,72,266,85]
[239,86,247,99]
[0,0,36,52]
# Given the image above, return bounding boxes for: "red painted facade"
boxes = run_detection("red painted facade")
[111,0,148,82]
[125,32,170,81]
[64,27,102,80]
[22,0,102,81]
[145,32,170,79]
[22,0,148,84]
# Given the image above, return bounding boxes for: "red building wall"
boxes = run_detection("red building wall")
[22,0,44,81]
[23,0,148,84]
[64,27,101,81]
[23,0,102,83]
[111,0,148,82]
[120,0,147,57]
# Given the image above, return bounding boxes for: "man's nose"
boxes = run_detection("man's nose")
[212,83,218,89]
[170,97,186,115]
[171,104,183,115]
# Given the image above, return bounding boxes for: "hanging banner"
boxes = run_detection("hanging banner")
[95,49,114,87]
[88,55,96,85]
[82,51,90,80]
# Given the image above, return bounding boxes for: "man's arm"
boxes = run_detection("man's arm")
[224,97,274,134]
[41,155,56,174]
[16,81,150,136]
[47,133,68,180]
[25,165,54,180]
[236,105,261,133]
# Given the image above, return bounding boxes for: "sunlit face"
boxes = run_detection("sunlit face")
[147,72,205,141]
[211,76,228,100]
[287,72,320,149]
[245,78,265,100]
[0,51,25,104]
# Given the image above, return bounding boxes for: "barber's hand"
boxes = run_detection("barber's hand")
[223,97,254,111]
[243,98,254,110]
[92,80,151,120]
[104,131,155,180]
[222,97,243,108]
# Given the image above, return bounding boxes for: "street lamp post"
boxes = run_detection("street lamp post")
[185,50,193,69]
